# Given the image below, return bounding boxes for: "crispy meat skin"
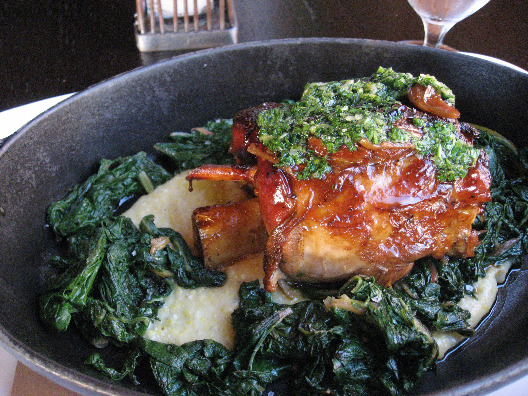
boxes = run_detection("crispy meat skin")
[187,104,491,292]
[229,102,281,165]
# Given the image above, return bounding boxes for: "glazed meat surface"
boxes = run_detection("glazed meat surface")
[188,99,491,292]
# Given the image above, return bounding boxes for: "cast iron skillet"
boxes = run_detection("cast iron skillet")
[1,38,528,396]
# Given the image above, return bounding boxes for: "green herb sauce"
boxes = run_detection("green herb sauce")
[257,66,479,182]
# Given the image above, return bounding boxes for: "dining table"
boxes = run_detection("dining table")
[1,0,528,395]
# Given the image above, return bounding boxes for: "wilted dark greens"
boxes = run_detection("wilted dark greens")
[41,117,528,395]
[41,151,227,337]
[154,118,234,172]
[48,152,172,238]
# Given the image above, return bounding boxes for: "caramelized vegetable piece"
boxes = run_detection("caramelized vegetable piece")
[408,84,461,119]
[192,198,268,269]
[187,164,255,184]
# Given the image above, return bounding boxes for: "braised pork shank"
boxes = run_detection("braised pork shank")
[187,72,491,292]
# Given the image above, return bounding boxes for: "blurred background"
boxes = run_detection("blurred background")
[1,0,527,112]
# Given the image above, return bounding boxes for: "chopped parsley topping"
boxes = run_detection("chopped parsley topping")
[257,66,479,182]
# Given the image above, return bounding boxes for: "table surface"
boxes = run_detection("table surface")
[1,0,528,112]
[1,0,528,395]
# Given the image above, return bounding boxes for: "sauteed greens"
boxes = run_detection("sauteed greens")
[41,92,528,395]
[41,153,227,337]
[154,119,235,170]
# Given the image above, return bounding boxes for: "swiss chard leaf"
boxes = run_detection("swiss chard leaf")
[231,279,437,395]
[40,228,108,331]
[395,259,473,335]
[41,213,225,343]
[137,215,227,288]
[474,131,528,264]
[85,348,143,384]
[48,152,171,237]
[143,339,232,396]
[154,119,234,172]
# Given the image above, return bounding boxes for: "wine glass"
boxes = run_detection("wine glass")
[407,0,492,48]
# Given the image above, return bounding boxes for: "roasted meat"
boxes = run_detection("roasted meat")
[187,84,491,292]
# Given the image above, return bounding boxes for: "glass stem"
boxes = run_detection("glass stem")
[421,19,455,47]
